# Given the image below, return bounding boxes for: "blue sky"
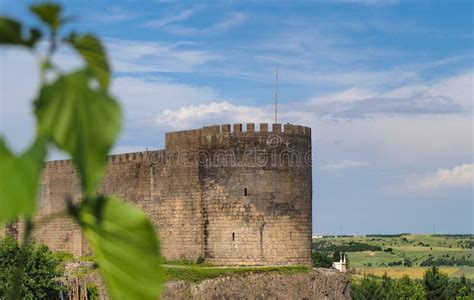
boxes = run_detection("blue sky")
[1,0,472,234]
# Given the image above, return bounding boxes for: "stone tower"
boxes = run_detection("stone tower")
[4,123,313,266]
[189,123,313,265]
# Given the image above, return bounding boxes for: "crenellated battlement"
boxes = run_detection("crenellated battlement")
[44,150,166,168]
[106,151,149,163]
[44,159,73,169]
[165,123,311,151]
[223,122,311,135]
[167,123,311,137]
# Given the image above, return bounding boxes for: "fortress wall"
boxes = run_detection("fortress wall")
[194,123,312,266]
[151,130,205,260]
[36,160,84,255]
[36,154,157,256]
[6,123,312,266]
[34,150,205,260]
[100,150,203,260]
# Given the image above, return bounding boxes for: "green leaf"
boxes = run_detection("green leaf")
[0,17,23,45]
[0,137,46,225]
[0,17,41,47]
[34,69,121,197]
[67,34,110,90]
[75,196,165,300]
[30,3,62,31]
[26,28,42,47]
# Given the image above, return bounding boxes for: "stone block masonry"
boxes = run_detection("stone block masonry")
[3,123,313,266]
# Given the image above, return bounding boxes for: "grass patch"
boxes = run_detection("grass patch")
[353,266,460,279]
[164,265,309,282]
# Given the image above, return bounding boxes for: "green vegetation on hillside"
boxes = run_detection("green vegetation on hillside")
[352,266,473,300]
[313,234,474,280]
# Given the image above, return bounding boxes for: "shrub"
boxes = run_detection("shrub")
[311,251,333,268]
[403,258,413,267]
[423,265,449,299]
[389,275,425,300]
[0,236,65,299]
[196,256,205,264]
[353,270,472,300]
[387,260,403,266]
[352,275,385,300]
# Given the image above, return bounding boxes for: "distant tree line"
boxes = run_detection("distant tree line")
[433,234,473,238]
[313,241,382,252]
[420,256,474,267]
[366,234,410,238]
[352,266,472,300]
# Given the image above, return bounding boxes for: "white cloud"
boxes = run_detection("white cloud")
[156,101,272,130]
[143,9,194,28]
[318,159,370,170]
[284,68,419,89]
[307,71,472,118]
[165,12,248,35]
[111,76,222,134]
[207,12,248,33]
[383,72,473,111]
[403,164,473,194]
[310,114,472,168]
[87,5,139,24]
[105,38,220,73]
[310,87,376,105]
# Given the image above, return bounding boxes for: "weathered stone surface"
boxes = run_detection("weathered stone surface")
[3,124,313,267]
[162,269,351,300]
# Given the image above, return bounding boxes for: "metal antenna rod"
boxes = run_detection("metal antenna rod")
[275,67,279,124]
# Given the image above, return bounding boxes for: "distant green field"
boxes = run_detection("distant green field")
[313,234,473,279]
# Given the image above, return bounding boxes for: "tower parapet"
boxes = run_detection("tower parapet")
[166,123,310,141]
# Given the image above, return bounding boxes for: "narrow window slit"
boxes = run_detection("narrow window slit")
[232,232,235,241]
[244,188,247,196]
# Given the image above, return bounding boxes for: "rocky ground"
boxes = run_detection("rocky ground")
[163,268,351,299]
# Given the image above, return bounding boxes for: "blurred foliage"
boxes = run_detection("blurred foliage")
[0,139,46,224]
[0,2,164,299]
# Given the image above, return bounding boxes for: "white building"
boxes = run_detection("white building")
[332,254,347,273]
